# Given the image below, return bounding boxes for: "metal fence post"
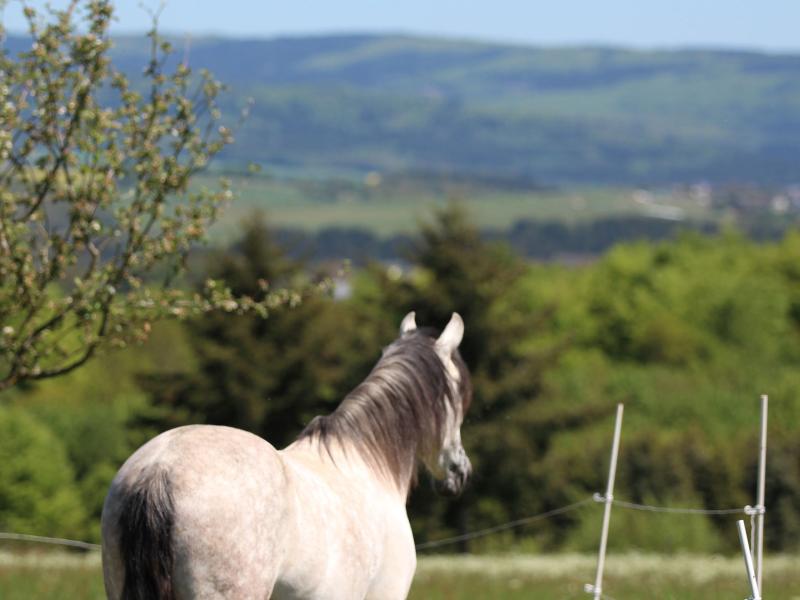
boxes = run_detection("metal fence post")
[737,519,761,600]
[755,394,768,594]
[585,403,624,600]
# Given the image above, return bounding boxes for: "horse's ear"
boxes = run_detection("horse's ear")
[400,311,417,335]
[436,313,464,354]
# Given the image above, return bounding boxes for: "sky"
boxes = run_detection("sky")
[2,0,800,53]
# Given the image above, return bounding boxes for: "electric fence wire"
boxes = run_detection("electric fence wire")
[600,495,748,516]
[0,532,100,551]
[415,497,595,550]
[417,495,749,550]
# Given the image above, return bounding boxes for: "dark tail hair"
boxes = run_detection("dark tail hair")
[118,469,176,600]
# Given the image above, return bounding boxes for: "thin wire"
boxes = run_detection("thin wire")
[415,497,594,550]
[608,498,746,516]
[0,532,101,551]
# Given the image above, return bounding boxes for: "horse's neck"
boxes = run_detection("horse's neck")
[282,437,411,501]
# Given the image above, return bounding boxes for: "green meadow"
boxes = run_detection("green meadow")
[202,173,712,242]
[1,552,797,600]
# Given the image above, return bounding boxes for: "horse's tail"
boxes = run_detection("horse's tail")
[117,469,176,600]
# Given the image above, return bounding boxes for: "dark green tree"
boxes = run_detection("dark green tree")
[139,216,384,447]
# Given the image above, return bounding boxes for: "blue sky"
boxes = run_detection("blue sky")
[2,0,799,52]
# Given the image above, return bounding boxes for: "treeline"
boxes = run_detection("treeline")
[2,207,800,554]
[275,215,794,263]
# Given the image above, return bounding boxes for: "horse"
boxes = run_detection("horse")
[101,311,472,600]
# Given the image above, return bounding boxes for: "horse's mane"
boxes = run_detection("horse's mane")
[297,327,471,490]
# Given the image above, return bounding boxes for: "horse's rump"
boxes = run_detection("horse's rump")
[104,426,291,600]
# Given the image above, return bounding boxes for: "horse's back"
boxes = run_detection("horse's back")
[102,425,290,599]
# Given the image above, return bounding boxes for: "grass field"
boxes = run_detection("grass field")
[199,174,712,242]
[2,551,797,599]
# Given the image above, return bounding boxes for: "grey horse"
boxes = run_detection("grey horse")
[101,312,472,600]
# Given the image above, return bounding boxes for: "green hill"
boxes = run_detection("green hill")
[6,33,800,183]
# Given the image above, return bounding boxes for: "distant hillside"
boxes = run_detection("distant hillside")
[7,33,800,184]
